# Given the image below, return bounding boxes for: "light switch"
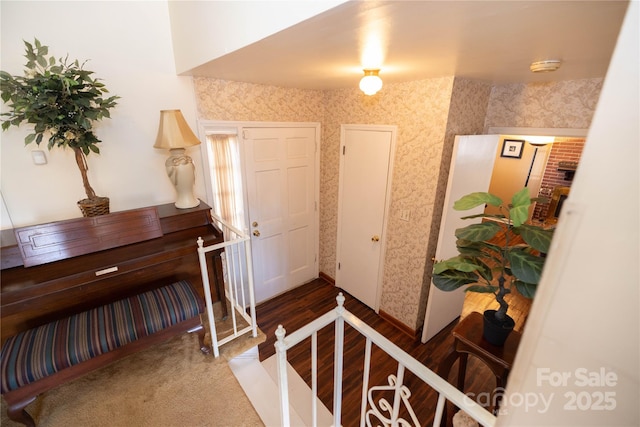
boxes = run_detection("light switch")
[32,150,47,165]
[400,209,411,222]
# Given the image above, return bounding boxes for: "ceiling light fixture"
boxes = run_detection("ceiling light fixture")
[530,60,562,73]
[525,135,555,147]
[359,69,383,95]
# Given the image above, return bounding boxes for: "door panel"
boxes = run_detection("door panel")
[336,126,395,310]
[243,127,318,303]
[421,134,500,342]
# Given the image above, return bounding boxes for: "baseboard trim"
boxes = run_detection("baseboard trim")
[318,271,335,285]
[379,309,419,340]
[318,273,419,340]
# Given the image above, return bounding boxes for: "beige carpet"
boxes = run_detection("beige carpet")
[1,303,267,427]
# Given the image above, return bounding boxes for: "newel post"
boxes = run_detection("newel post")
[333,293,346,427]
[275,325,290,427]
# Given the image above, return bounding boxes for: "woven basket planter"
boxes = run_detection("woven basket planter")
[77,197,110,217]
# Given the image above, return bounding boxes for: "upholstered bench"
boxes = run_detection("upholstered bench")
[1,280,209,427]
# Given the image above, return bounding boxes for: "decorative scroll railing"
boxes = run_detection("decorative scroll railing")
[274,294,497,427]
[197,214,257,358]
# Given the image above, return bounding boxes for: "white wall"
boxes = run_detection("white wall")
[0,1,204,228]
[167,0,346,74]
[498,2,639,425]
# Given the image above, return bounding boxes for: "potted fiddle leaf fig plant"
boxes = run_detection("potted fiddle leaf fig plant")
[432,187,555,346]
[1,38,119,217]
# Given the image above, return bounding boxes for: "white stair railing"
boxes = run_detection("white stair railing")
[275,293,497,427]
[197,214,257,358]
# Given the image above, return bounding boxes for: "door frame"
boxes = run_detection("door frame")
[421,127,589,343]
[336,124,397,312]
[198,120,320,232]
[197,120,321,300]
[487,127,588,137]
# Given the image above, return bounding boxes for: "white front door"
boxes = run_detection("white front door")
[242,126,319,303]
[336,125,396,310]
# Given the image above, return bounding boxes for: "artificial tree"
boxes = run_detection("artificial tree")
[1,39,119,216]
[432,187,555,344]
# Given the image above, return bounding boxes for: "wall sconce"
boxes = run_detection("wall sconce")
[359,69,383,95]
[154,109,201,209]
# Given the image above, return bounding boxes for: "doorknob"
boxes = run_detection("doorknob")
[252,221,258,227]
[371,235,380,242]
[253,230,261,237]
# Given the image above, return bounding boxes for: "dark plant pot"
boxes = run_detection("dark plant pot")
[483,310,515,346]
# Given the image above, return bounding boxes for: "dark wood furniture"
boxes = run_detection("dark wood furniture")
[438,312,521,422]
[0,201,226,426]
[1,200,227,343]
[2,281,208,427]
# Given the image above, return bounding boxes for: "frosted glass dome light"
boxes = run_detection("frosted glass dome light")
[359,69,383,95]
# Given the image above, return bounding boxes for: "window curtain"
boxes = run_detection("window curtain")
[207,134,244,230]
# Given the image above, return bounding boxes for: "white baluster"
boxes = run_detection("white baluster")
[275,325,290,427]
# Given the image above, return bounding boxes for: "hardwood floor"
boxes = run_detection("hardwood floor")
[255,278,523,426]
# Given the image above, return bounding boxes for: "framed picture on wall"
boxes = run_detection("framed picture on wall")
[500,139,524,158]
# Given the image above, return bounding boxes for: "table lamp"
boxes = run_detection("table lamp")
[154,110,201,209]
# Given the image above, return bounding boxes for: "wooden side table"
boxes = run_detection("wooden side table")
[438,311,521,421]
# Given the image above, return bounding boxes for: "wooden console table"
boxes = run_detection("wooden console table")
[438,311,521,420]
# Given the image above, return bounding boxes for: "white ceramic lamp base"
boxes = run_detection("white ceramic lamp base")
[165,148,200,209]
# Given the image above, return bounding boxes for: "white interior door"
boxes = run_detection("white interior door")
[421,134,501,343]
[243,126,318,303]
[336,125,396,310]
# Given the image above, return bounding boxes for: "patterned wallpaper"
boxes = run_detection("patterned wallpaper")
[324,78,456,331]
[485,79,603,130]
[193,76,603,333]
[416,78,493,329]
[193,78,323,123]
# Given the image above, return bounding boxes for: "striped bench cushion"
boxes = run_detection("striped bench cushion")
[1,280,202,393]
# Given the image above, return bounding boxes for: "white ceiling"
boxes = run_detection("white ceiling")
[185,1,629,90]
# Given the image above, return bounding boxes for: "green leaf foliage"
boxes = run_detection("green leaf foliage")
[432,187,556,315]
[507,248,544,284]
[456,239,502,264]
[453,192,503,211]
[460,213,506,221]
[455,222,501,242]
[514,280,536,298]
[465,285,497,294]
[514,224,554,253]
[432,270,478,291]
[0,39,120,155]
[433,256,481,274]
[509,187,532,227]
[473,259,494,283]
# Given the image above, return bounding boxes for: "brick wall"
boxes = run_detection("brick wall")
[533,138,585,221]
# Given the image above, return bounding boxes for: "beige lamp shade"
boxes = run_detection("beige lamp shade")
[154,109,201,209]
[154,110,201,149]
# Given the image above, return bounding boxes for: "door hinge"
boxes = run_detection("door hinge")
[338,262,341,270]
[342,145,346,155]
[242,129,249,139]
[315,201,318,212]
